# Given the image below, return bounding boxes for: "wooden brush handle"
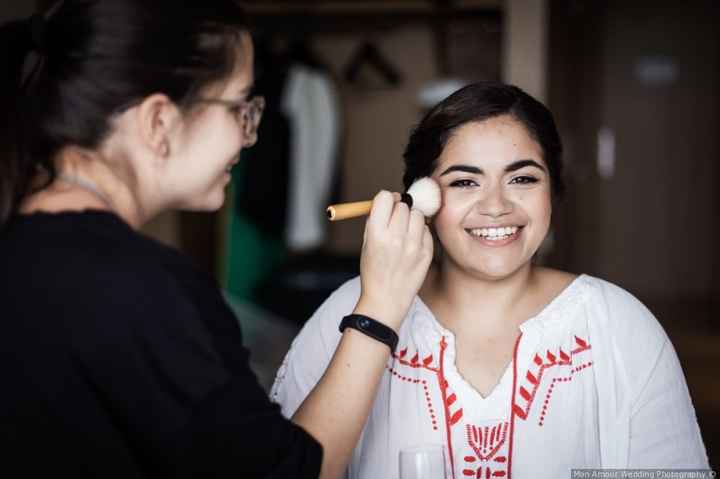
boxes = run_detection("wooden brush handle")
[326,200,374,221]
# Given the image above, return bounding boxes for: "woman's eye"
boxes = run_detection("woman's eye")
[449,179,478,188]
[510,176,538,185]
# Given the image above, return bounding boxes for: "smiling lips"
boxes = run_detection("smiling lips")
[466,225,523,246]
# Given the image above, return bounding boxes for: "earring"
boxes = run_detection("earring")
[159,141,169,157]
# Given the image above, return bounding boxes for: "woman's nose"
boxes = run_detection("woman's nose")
[476,185,513,218]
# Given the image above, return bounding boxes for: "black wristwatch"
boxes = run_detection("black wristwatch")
[339,314,399,353]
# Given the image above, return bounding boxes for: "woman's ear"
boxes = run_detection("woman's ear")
[134,93,180,160]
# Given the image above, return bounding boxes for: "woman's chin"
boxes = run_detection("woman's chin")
[203,193,226,212]
[463,259,532,282]
[180,190,226,212]
[474,269,517,282]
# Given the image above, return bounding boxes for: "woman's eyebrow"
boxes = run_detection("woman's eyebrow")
[505,159,546,173]
[439,165,483,176]
[439,159,545,177]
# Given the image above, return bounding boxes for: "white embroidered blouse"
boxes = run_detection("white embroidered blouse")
[270,274,708,479]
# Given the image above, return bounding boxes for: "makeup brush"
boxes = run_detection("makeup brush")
[326,177,442,221]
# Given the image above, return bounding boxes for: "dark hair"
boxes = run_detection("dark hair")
[0,0,248,227]
[403,81,565,198]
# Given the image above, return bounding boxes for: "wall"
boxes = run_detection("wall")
[0,1,34,20]
[313,27,439,253]
[503,0,547,102]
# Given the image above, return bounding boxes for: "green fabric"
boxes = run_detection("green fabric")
[221,163,285,301]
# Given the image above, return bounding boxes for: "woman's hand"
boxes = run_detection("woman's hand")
[354,190,433,331]
[292,190,432,478]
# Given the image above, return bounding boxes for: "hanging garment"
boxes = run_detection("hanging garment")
[282,64,341,251]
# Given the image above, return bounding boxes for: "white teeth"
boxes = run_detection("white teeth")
[468,226,520,239]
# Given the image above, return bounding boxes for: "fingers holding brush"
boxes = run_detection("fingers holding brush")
[407,207,425,237]
[355,191,433,330]
[411,207,434,283]
[405,206,433,279]
[388,197,410,236]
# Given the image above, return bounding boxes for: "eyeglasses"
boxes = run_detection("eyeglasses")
[194,96,265,146]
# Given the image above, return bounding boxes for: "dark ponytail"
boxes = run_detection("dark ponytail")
[0,0,248,228]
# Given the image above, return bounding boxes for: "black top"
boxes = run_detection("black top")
[0,211,321,478]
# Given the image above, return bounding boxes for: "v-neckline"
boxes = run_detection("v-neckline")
[412,274,588,407]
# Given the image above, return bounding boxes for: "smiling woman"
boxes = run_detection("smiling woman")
[431,116,552,281]
[270,81,709,478]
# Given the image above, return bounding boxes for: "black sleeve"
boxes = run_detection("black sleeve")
[69,265,322,478]
[187,376,323,478]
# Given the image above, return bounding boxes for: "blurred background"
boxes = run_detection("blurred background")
[9,0,718,468]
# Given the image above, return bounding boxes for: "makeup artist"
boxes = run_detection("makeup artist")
[0,1,432,478]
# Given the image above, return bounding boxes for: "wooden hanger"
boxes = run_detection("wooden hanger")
[342,41,402,87]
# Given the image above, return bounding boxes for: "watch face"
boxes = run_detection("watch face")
[358,317,371,329]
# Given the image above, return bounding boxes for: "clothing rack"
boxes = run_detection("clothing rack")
[241,1,501,78]
[241,1,502,35]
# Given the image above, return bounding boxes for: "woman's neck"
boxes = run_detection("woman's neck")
[420,260,539,335]
[20,148,150,229]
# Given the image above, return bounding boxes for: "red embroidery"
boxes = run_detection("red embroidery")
[390,337,460,479]
[467,422,509,460]
[507,333,523,479]
[389,332,593,479]
[512,335,591,421]
[439,337,460,477]
[538,361,594,426]
[386,366,440,431]
[461,421,510,478]
[396,346,439,372]
[462,469,508,478]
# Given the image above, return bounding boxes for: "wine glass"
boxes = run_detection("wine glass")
[399,444,449,479]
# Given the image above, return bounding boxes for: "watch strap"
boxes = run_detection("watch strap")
[339,314,399,353]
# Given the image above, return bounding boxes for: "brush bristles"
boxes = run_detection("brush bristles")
[407,177,442,217]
